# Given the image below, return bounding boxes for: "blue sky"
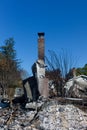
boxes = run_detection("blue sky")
[0,0,87,75]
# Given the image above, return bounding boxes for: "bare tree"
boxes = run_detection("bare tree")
[46,50,76,77]
[45,49,77,96]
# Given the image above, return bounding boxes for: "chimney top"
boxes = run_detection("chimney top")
[38,32,45,38]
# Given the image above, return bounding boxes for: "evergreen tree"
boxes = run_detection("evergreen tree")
[0,38,22,95]
[1,38,16,60]
[76,64,87,76]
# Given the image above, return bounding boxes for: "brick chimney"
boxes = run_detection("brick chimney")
[36,32,49,98]
[38,32,45,61]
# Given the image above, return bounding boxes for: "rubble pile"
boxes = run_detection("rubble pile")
[64,75,87,98]
[37,100,87,130]
[0,99,87,130]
